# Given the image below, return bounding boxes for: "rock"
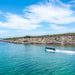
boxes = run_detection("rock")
[1,36,75,45]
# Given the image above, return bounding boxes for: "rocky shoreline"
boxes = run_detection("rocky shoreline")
[0,36,75,45]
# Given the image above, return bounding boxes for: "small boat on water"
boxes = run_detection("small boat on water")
[45,47,56,52]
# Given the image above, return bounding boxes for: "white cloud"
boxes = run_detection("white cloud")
[24,1,75,24]
[0,11,4,15]
[0,11,6,16]
[0,30,7,33]
[69,0,75,3]
[50,24,75,32]
[0,11,2,14]
[0,13,42,30]
[50,24,65,30]
[17,30,47,35]
[49,0,71,7]
[0,0,75,34]
[56,0,71,7]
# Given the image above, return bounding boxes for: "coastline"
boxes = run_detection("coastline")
[0,35,75,45]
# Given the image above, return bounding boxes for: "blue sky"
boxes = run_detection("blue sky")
[0,0,75,38]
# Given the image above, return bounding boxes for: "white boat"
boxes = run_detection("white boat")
[45,47,56,52]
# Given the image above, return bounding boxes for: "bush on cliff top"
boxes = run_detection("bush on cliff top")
[4,33,75,40]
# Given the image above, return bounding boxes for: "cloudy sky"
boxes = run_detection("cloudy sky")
[0,0,75,38]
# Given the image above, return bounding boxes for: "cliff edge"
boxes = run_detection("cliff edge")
[1,33,75,45]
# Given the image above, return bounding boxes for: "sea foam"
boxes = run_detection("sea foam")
[56,49,75,55]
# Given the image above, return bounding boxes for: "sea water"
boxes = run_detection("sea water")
[0,42,75,75]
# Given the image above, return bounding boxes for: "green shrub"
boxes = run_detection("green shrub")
[24,40,28,42]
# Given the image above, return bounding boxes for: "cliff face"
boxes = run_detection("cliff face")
[1,36,75,45]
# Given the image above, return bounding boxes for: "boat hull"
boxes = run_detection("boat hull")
[45,47,56,52]
[46,49,55,52]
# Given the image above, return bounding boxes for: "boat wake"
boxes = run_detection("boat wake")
[56,50,75,55]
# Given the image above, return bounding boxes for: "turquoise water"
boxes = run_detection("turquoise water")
[0,42,75,75]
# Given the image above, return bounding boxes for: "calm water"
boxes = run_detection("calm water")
[0,42,75,75]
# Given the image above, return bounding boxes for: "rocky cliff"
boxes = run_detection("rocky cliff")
[1,36,75,45]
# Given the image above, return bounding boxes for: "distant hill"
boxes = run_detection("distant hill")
[1,33,75,45]
[4,33,75,40]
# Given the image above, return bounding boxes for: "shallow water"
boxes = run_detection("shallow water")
[0,42,75,75]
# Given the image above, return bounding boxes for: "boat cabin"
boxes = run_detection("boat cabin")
[45,47,56,51]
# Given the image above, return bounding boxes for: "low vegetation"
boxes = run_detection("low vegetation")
[4,33,75,40]
[4,37,24,40]
[24,40,28,42]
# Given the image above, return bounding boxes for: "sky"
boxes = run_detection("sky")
[0,0,75,38]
